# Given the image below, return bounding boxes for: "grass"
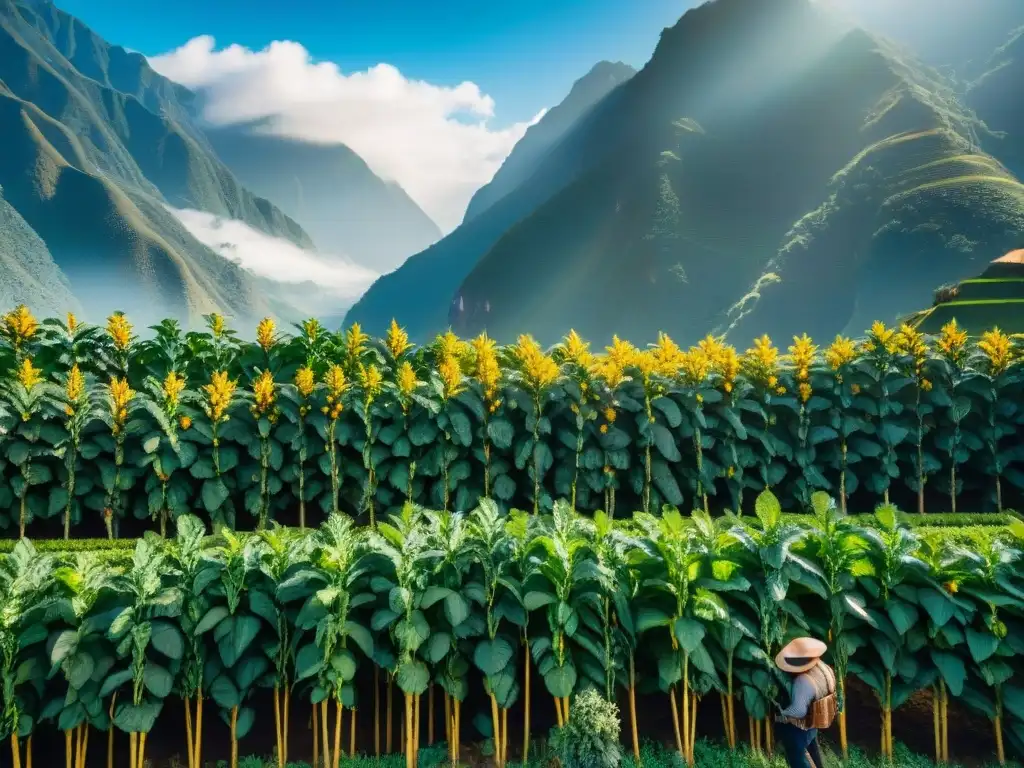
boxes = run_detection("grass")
[216,739,1021,767]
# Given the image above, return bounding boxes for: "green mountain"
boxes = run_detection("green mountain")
[0,0,316,326]
[345,60,643,339]
[969,25,1024,178]
[461,60,636,224]
[439,0,1024,347]
[205,124,442,273]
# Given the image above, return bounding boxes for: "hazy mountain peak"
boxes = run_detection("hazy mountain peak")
[460,60,636,223]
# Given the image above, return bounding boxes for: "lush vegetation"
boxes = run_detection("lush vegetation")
[0,308,1023,540]
[3,496,1024,768]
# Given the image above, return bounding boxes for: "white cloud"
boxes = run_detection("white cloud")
[150,36,546,231]
[171,207,377,298]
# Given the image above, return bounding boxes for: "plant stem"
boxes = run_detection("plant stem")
[284,685,291,764]
[274,685,283,768]
[194,695,204,768]
[629,655,640,764]
[313,700,320,768]
[350,706,357,757]
[428,684,435,745]
[405,694,413,768]
[129,732,137,768]
[333,699,342,768]
[321,701,331,768]
[523,641,532,763]
[374,667,381,757]
[10,734,21,768]
[231,705,239,768]
[670,687,684,759]
[839,677,848,760]
[934,684,941,764]
[185,697,195,768]
[386,676,394,754]
[108,693,116,768]
[138,732,147,768]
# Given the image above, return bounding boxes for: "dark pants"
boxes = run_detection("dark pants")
[777,723,825,768]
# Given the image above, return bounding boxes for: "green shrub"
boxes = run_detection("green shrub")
[550,689,623,768]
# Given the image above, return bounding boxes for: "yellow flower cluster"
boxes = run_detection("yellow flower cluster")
[323,365,348,420]
[302,318,321,342]
[203,370,238,423]
[358,363,384,403]
[679,347,712,387]
[66,313,79,334]
[17,358,42,390]
[295,366,316,399]
[937,320,968,368]
[108,377,135,433]
[107,312,133,351]
[65,364,85,414]
[345,322,370,361]
[472,333,502,410]
[788,334,817,403]
[252,370,277,418]
[514,334,560,391]
[894,324,929,382]
[699,335,739,393]
[742,335,784,394]
[386,319,413,358]
[162,371,185,407]
[179,415,192,431]
[436,330,471,361]
[396,361,419,405]
[210,313,225,338]
[256,317,276,351]
[649,332,686,378]
[825,336,857,371]
[438,354,464,399]
[979,328,1013,376]
[862,321,898,356]
[4,305,38,346]
[561,330,593,368]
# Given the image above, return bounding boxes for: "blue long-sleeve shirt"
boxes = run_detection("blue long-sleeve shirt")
[779,663,836,720]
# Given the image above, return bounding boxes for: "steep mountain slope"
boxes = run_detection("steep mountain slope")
[445,0,1024,347]
[461,61,636,224]
[969,25,1024,177]
[0,0,313,326]
[823,0,1024,74]
[205,124,441,273]
[344,61,642,339]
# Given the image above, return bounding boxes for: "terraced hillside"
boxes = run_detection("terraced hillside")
[444,0,1024,347]
[913,250,1024,334]
[0,0,313,327]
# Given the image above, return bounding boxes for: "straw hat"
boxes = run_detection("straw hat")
[775,637,827,673]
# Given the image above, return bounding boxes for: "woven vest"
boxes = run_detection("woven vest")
[785,663,838,731]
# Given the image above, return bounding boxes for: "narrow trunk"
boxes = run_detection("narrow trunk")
[333,700,343,768]
[934,684,942,764]
[996,475,1004,513]
[65,729,73,768]
[10,734,22,768]
[839,677,848,760]
[444,692,452,761]
[629,654,640,764]
[320,701,331,768]
[350,707,357,758]
[502,708,509,766]
[727,653,736,748]
[137,732,147,768]
[185,697,195,768]
[670,687,684,759]
[840,439,848,515]
[129,733,137,768]
[554,694,563,728]
[80,726,90,768]
[689,694,698,765]
[25,736,31,768]
[194,695,204,768]
[274,685,284,768]
[284,685,291,764]
[996,686,1006,766]
[942,680,950,763]
[63,454,76,539]
[231,705,239,768]
[523,642,532,762]
[404,694,414,768]
[414,693,422,765]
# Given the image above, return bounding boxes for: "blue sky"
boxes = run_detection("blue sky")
[57,0,692,126]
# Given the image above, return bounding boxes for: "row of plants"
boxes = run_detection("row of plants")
[3,490,1024,768]
[1,307,1022,537]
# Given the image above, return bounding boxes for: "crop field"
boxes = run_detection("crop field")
[1,306,1023,767]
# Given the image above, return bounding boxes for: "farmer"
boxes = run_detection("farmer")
[774,637,837,768]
